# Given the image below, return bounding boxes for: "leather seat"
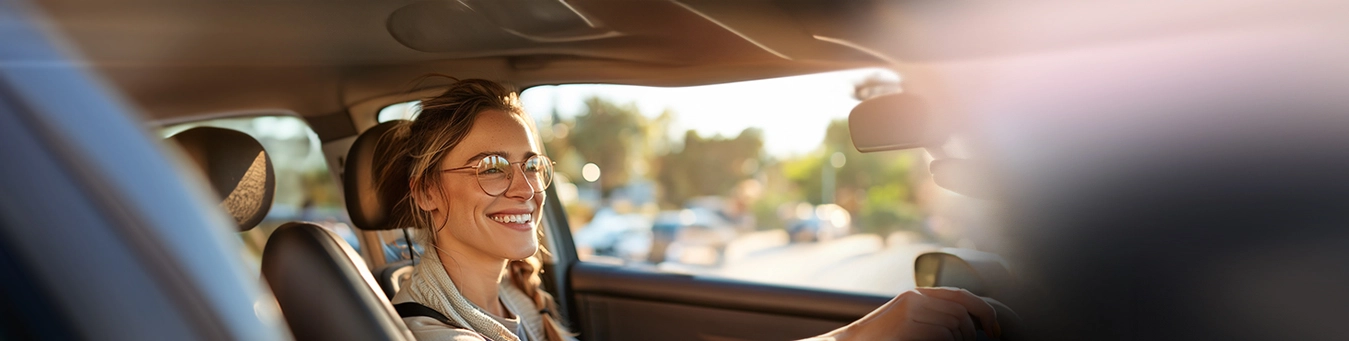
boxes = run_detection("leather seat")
[343,120,418,297]
[169,126,413,341]
[262,222,412,341]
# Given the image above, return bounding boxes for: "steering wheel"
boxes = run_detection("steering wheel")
[975,297,1023,341]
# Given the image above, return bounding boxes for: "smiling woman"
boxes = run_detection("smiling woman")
[372,79,573,341]
[365,77,1002,341]
[374,70,986,297]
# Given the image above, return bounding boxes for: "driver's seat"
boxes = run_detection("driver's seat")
[343,120,418,297]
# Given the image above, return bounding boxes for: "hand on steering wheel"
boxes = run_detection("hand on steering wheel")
[807,287,1005,341]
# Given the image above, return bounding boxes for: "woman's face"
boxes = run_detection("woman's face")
[419,109,546,261]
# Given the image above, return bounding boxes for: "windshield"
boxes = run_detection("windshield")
[511,69,997,296]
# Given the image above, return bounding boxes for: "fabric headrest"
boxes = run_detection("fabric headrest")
[168,127,275,231]
[344,120,405,230]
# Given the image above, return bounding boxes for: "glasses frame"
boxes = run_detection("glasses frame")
[440,154,555,196]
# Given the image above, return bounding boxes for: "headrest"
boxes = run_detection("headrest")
[344,120,406,230]
[168,127,275,231]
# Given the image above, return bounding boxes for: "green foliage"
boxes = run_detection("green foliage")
[567,97,648,194]
[781,119,924,235]
[655,128,765,207]
[541,96,925,237]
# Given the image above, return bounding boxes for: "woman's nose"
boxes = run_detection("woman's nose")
[502,166,535,200]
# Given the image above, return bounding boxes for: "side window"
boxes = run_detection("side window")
[161,116,354,264]
[518,69,989,296]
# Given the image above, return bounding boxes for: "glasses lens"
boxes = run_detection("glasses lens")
[523,155,553,191]
[477,155,511,195]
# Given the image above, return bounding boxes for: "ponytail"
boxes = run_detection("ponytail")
[372,120,426,242]
[508,255,573,341]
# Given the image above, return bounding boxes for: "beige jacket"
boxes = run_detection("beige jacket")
[391,282,540,341]
[390,249,572,341]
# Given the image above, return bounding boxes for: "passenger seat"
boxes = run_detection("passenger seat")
[168,126,414,341]
[168,126,275,231]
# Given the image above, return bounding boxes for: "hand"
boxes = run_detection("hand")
[806,287,1001,341]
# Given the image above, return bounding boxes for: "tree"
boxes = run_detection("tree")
[782,119,923,234]
[655,128,764,208]
[566,97,648,195]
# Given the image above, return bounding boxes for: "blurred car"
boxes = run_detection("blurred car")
[572,207,653,262]
[649,208,738,264]
[785,204,853,244]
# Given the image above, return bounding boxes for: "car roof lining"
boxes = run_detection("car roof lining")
[38,0,1250,127]
[34,0,887,124]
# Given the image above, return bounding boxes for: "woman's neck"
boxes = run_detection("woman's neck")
[436,247,509,317]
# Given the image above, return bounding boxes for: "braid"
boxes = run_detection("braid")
[508,255,573,341]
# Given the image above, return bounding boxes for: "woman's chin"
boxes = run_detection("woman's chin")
[505,243,539,260]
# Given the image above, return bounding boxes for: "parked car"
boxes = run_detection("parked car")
[649,208,738,265]
[572,208,653,262]
[785,204,853,244]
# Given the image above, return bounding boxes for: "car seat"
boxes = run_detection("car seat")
[342,120,418,298]
[169,126,413,341]
[167,126,275,231]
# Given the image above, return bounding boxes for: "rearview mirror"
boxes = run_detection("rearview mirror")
[848,93,944,152]
[914,248,1016,298]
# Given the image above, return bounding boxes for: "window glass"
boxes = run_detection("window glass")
[518,69,992,296]
[161,116,355,267]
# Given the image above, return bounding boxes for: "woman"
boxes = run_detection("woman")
[377,79,1002,341]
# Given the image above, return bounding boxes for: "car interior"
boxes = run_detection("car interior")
[35,1,985,340]
[4,0,1347,340]
[112,1,1024,339]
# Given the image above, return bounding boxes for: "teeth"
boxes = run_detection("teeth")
[491,213,532,224]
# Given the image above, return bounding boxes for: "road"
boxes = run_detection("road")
[659,230,940,296]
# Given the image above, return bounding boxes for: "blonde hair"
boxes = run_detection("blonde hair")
[374,78,571,341]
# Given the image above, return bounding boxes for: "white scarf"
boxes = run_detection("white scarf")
[404,249,547,341]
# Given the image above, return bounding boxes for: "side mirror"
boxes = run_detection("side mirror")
[913,248,1016,299]
[848,92,945,152]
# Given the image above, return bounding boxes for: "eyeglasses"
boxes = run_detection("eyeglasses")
[441,154,555,196]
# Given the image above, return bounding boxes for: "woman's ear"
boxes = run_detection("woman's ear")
[411,180,440,212]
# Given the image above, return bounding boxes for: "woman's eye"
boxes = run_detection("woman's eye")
[479,156,509,175]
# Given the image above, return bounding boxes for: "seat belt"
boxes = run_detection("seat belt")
[393,302,463,329]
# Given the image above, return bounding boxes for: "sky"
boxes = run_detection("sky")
[518,68,897,158]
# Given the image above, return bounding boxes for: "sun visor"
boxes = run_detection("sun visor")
[387,0,615,52]
[848,93,944,152]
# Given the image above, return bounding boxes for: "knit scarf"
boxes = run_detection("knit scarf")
[404,249,546,341]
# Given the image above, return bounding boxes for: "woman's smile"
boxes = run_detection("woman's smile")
[486,210,535,231]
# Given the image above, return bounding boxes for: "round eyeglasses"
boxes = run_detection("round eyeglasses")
[441,154,555,196]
